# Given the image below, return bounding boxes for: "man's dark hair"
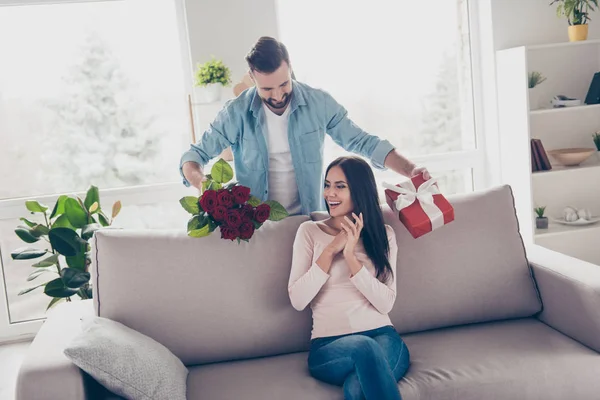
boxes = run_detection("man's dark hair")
[245,36,290,74]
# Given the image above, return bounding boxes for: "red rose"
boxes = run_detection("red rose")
[241,204,255,222]
[239,222,255,240]
[211,205,227,222]
[231,185,251,205]
[200,190,218,213]
[216,189,234,208]
[220,226,239,241]
[255,203,271,224]
[226,209,243,228]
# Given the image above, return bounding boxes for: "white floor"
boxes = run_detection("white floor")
[0,341,30,400]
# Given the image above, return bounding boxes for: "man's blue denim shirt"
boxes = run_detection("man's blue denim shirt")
[179,81,395,215]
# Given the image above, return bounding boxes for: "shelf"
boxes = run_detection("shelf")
[530,103,600,116]
[527,39,600,51]
[535,221,600,238]
[532,157,600,176]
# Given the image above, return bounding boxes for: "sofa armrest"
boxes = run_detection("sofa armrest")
[527,244,600,352]
[16,300,95,400]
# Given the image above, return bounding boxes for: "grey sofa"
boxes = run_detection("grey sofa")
[16,185,600,399]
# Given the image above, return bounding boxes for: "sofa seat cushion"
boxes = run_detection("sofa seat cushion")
[186,352,340,400]
[186,318,600,400]
[400,317,600,400]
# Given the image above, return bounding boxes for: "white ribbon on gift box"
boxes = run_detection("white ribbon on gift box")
[382,179,445,230]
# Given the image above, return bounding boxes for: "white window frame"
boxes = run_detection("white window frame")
[0,0,195,343]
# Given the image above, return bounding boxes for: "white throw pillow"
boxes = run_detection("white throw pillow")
[64,316,188,400]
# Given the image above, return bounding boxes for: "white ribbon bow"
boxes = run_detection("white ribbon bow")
[383,179,445,230]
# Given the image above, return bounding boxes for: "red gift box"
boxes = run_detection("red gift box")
[383,173,455,239]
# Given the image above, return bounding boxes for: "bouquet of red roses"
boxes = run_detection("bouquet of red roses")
[180,159,288,242]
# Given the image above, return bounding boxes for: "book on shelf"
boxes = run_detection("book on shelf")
[531,138,552,172]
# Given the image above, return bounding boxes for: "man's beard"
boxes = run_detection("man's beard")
[264,92,291,109]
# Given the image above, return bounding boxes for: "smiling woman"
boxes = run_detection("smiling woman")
[0,0,191,340]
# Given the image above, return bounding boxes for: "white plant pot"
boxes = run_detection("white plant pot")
[194,83,221,104]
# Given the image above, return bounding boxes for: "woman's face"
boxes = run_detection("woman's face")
[324,165,354,217]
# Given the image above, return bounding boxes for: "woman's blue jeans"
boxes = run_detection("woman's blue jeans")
[308,325,410,400]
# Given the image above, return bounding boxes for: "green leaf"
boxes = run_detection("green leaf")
[49,228,86,257]
[11,247,47,260]
[46,297,65,311]
[210,159,234,184]
[203,179,222,192]
[264,200,289,221]
[187,215,203,231]
[65,198,88,228]
[15,227,39,243]
[52,214,75,229]
[81,223,101,240]
[188,224,211,237]
[27,268,55,282]
[18,282,47,296]
[25,200,48,213]
[97,212,110,227]
[112,201,122,219]
[44,278,78,298]
[66,252,87,271]
[60,268,90,289]
[84,186,100,211]
[49,195,68,219]
[31,254,59,268]
[180,196,200,215]
[30,224,50,237]
[252,220,263,230]
[207,218,217,233]
[20,218,37,228]
[247,196,261,207]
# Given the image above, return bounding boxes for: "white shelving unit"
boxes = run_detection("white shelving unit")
[496,39,600,265]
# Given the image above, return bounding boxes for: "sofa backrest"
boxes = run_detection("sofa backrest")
[91,184,541,366]
[91,215,312,366]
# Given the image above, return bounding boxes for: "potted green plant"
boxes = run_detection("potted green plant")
[194,57,232,104]
[528,71,547,110]
[535,206,549,229]
[550,0,599,41]
[11,186,121,311]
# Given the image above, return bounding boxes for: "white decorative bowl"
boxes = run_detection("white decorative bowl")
[547,148,596,166]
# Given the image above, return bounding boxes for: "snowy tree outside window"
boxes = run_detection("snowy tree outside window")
[0,0,187,201]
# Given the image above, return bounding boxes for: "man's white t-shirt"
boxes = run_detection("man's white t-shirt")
[262,103,302,216]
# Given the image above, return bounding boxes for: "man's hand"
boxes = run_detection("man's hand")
[410,165,431,180]
[182,162,207,193]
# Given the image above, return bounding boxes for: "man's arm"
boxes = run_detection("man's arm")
[180,104,239,190]
[383,150,430,179]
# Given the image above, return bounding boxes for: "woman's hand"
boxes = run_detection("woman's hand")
[341,213,363,260]
[325,230,347,256]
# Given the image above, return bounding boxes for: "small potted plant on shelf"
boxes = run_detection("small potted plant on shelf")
[194,57,232,104]
[550,0,599,42]
[528,71,547,110]
[535,206,549,229]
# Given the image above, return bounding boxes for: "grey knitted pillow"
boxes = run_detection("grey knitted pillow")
[64,316,188,400]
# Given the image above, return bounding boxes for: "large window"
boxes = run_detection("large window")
[0,0,191,336]
[0,0,187,200]
[276,0,479,196]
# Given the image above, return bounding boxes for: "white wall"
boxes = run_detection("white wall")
[492,0,600,51]
[184,0,279,85]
